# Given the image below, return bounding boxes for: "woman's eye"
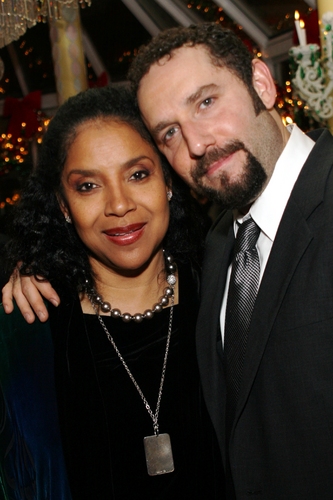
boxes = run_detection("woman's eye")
[130,170,149,181]
[77,182,97,192]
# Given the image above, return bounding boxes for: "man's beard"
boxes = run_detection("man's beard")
[191,140,267,210]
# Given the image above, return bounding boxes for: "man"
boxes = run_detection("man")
[4,24,333,499]
[128,24,333,499]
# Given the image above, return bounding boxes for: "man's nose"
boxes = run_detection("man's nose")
[183,124,215,158]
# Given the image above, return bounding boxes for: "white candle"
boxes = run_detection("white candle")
[300,19,307,46]
[294,11,305,46]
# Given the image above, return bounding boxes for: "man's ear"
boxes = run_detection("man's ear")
[252,59,277,110]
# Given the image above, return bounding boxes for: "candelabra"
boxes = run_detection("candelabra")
[289,12,333,121]
[0,0,91,49]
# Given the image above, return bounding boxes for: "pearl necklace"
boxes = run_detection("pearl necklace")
[87,255,177,323]
[88,261,177,476]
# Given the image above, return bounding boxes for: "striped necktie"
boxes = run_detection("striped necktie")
[224,216,261,421]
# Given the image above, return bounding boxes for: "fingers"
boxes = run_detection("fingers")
[2,277,15,314]
[2,270,60,323]
[21,275,61,322]
[3,271,40,323]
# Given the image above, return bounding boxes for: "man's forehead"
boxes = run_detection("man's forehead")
[150,44,211,71]
[138,47,219,99]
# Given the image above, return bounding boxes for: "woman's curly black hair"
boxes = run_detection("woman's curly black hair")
[6,85,207,295]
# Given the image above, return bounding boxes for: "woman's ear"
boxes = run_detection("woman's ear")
[252,59,277,110]
[57,195,72,223]
[165,179,172,201]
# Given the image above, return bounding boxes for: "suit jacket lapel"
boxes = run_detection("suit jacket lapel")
[234,129,333,427]
[196,210,234,456]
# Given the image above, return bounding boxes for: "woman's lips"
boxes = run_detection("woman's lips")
[104,223,146,246]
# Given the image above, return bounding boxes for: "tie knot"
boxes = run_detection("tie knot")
[234,217,260,254]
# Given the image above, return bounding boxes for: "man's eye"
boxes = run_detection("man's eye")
[164,126,178,142]
[200,97,213,108]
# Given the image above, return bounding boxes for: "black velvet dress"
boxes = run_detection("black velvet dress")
[50,262,224,499]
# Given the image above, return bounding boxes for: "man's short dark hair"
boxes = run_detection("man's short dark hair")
[128,23,265,115]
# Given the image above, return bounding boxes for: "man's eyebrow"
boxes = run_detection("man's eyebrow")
[185,83,219,105]
[151,121,173,139]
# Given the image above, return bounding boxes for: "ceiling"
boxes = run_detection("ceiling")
[0,0,318,223]
[0,0,316,111]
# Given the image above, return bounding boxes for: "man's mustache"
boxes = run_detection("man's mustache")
[193,140,246,178]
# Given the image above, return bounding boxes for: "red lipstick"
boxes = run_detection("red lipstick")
[103,223,146,246]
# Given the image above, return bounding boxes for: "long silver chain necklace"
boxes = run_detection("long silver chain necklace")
[87,257,177,476]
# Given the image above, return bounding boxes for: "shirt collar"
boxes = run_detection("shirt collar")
[234,124,315,240]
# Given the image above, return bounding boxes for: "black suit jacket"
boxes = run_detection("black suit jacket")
[196,129,333,499]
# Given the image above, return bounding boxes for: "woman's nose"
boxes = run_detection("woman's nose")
[104,187,136,217]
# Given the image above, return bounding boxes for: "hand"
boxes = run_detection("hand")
[2,268,60,323]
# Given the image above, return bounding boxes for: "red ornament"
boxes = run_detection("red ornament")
[3,90,41,143]
[88,71,108,89]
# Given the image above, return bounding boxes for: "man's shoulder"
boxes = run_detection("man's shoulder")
[307,127,332,143]
[306,128,333,157]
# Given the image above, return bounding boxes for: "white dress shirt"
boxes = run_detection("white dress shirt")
[220,124,315,343]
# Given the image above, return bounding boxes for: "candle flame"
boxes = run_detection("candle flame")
[284,116,293,125]
[300,20,305,29]
[295,10,300,21]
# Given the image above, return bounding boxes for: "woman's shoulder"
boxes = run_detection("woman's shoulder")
[0,302,49,333]
[0,303,52,364]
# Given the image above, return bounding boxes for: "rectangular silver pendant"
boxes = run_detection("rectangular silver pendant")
[144,433,175,476]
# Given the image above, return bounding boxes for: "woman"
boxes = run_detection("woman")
[0,86,223,499]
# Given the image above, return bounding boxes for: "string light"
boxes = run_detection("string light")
[0,113,51,211]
